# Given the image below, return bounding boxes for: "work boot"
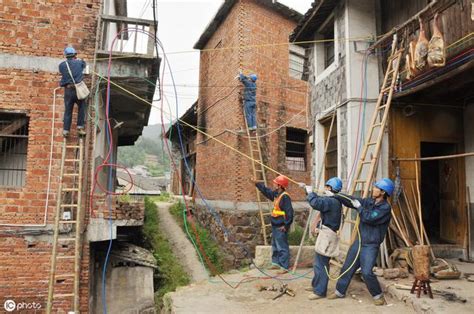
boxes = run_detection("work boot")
[327,292,343,300]
[373,296,386,306]
[63,130,70,137]
[268,264,280,270]
[77,127,86,137]
[308,293,324,300]
[276,269,288,275]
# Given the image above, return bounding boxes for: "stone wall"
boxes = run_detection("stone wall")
[193,202,310,269]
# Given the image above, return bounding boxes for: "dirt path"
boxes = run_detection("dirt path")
[155,201,209,282]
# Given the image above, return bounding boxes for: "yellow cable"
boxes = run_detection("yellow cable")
[91,70,300,184]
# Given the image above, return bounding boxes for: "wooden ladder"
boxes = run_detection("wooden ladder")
[241,103,273,245]
[340,36,404,249]
[47,137,85,313]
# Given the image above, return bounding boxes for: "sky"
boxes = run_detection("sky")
[127,0,314,125]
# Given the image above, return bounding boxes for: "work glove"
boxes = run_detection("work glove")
[304,185,313,195]
[351,199,361,209]
[323,190,334,197]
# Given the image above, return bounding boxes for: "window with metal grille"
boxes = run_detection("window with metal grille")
[289,44,306,80]
[0,112,29,187]
[286,127,307,171]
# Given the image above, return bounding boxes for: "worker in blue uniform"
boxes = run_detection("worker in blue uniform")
[252,175,293,273]
[302,177,343,300]
[328,178,394,306]
[238,73,258,131]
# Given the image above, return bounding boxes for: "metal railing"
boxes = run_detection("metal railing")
[98,15,156,58]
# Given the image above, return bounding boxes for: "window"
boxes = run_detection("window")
[323,22,335,69]
[285,128,307,171]
[322,117,337,180]
[0,113,29,187]
[289,44,306,80]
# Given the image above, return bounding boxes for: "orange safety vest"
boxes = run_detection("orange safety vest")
[271,192,290,218]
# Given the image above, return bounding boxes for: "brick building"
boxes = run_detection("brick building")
[0,0,158,312]
[167,0,310,267]
[291,0,474,258]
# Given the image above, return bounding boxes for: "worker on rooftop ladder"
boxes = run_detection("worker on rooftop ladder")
[328,178,394,306]
[238,72,258,131]
[252,175,293,273]
[59,46,87,137]
[301,177,343,300]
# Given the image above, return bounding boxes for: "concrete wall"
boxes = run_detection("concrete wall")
[93,264,155,313]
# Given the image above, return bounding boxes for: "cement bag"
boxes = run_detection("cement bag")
[428,13,446,67]
[314,225,339,257]
[414,18,429,71]
[75,81,90,100]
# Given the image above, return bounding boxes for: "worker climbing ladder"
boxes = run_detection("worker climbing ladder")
[47,137,85,313]
[339,35,404,251]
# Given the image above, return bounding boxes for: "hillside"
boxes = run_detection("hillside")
[118,123,171,176]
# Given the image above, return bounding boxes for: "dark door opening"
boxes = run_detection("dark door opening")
[420,142,458,244]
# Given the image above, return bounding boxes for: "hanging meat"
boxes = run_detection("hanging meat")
[414,18,429,71]
[428,13,446,67]
[405,37,419,79]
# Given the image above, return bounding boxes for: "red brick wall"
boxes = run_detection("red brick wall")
[195,0,309,202]
[0,1,100,311]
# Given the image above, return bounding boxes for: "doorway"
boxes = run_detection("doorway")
[420,142,459,244]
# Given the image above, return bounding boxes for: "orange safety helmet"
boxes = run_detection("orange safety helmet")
[273,175,289,189]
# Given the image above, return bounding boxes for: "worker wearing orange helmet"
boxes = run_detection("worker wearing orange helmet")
[252,175,294,272]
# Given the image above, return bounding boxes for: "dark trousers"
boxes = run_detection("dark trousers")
[312,253,331,296]
[271,225,290,269]
[244,102,256,128]
[63,87,86,131]
[335,240,382,297]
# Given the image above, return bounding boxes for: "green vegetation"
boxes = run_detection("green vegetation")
[169,202,224,274]
[288,224,315,246]
[149,192,172,203]
[141,197,190,310]
[118,124,170,176]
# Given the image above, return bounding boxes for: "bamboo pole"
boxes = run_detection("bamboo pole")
[291,109,337,272]
[393,151,474,162]
[406,185,422,244]
[414,156,424,245]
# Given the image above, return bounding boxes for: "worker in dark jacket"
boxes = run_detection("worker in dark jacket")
[303,177,343,300]
[59,46,87,137]
[253,175,293,273]
[238,73,258,131]
[328,178,394,306]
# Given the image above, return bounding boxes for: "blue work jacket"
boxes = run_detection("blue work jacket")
[306,192,342,232]
[256,183,293,230]
[239,74,256,104]
[59,58,86,87]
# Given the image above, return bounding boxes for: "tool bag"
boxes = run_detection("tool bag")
[314,224,340,257]
[65,60,90,100]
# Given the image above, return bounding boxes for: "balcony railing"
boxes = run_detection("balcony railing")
[98,15,156,58]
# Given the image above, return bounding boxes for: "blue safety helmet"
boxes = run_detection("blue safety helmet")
[249,74,258,81]
[325,177,342,193]
[64,47,76,56]
[374,178,395,196]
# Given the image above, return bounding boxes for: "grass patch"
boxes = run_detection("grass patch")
[169,201,224,274]
[142,197,190,310]
[148,192,172,203]
[288,224,315,246]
